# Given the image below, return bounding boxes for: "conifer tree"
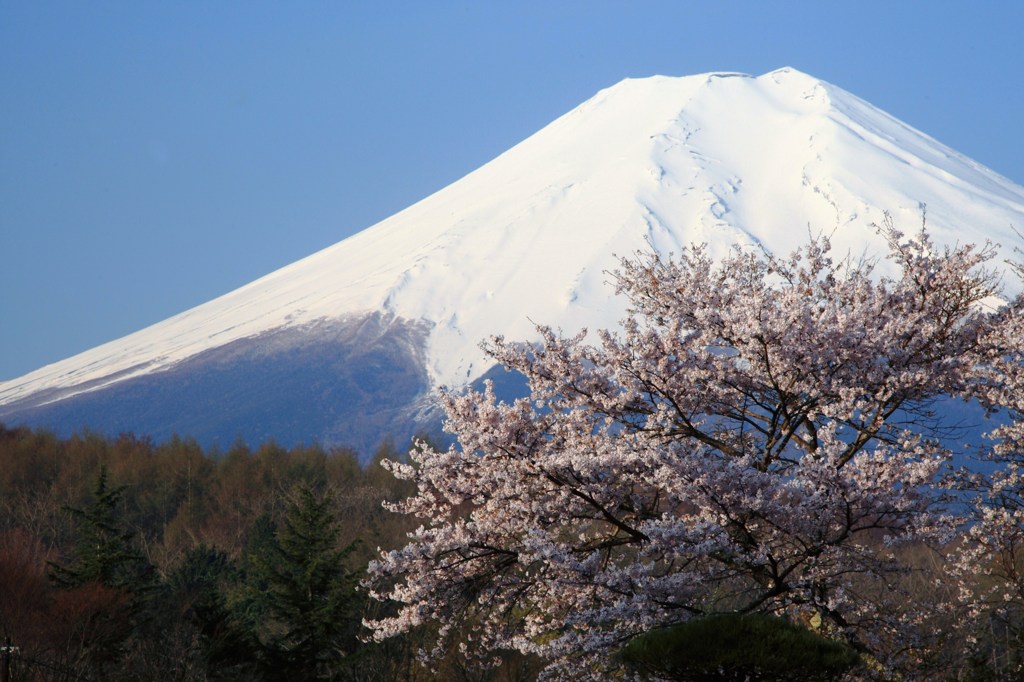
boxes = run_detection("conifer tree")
[49,465,157,677]
[247,485,362,679]
[50,465,153,591]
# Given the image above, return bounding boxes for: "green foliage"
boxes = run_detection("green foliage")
[169,544,261,679]
[243,485,363,679]
[45,465,160,678]
[49,465,154,591]
[619,613,861,681]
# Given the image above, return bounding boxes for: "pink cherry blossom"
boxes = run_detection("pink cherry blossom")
[366,220,1024,679]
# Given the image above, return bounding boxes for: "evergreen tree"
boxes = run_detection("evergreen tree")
[170,544,260,680]
[50,465,153,591]
[48,465,157,678]
[247,485,362,680]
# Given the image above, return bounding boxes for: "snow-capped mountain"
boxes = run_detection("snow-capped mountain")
[3,68,1023,455]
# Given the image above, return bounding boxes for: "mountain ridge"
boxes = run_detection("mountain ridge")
[3,67,1023,453]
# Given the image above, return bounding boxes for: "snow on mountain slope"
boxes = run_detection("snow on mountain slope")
[3,67,1023,410]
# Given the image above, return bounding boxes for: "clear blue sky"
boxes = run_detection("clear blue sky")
[2,1,1022,381]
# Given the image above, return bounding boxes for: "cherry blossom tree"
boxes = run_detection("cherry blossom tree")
[366,222,1023,679]
[949,259,1024,675]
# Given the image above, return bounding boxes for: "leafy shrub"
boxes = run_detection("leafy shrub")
[619,613,860,681]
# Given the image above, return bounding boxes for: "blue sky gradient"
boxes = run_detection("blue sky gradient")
[2,1,1022,380]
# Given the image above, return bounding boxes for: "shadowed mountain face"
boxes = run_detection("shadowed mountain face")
[0,314,439,457]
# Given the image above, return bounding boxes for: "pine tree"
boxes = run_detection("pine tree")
[248,485,362,680]
[48,465,157,678]
[170,544,259,680]
[50,465,152,591]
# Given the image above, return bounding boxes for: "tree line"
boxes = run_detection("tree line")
[0,426,539,681]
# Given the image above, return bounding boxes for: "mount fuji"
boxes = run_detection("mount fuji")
[3,67,1023,456]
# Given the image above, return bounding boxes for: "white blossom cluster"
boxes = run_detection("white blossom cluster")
[365,222,1024,679]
